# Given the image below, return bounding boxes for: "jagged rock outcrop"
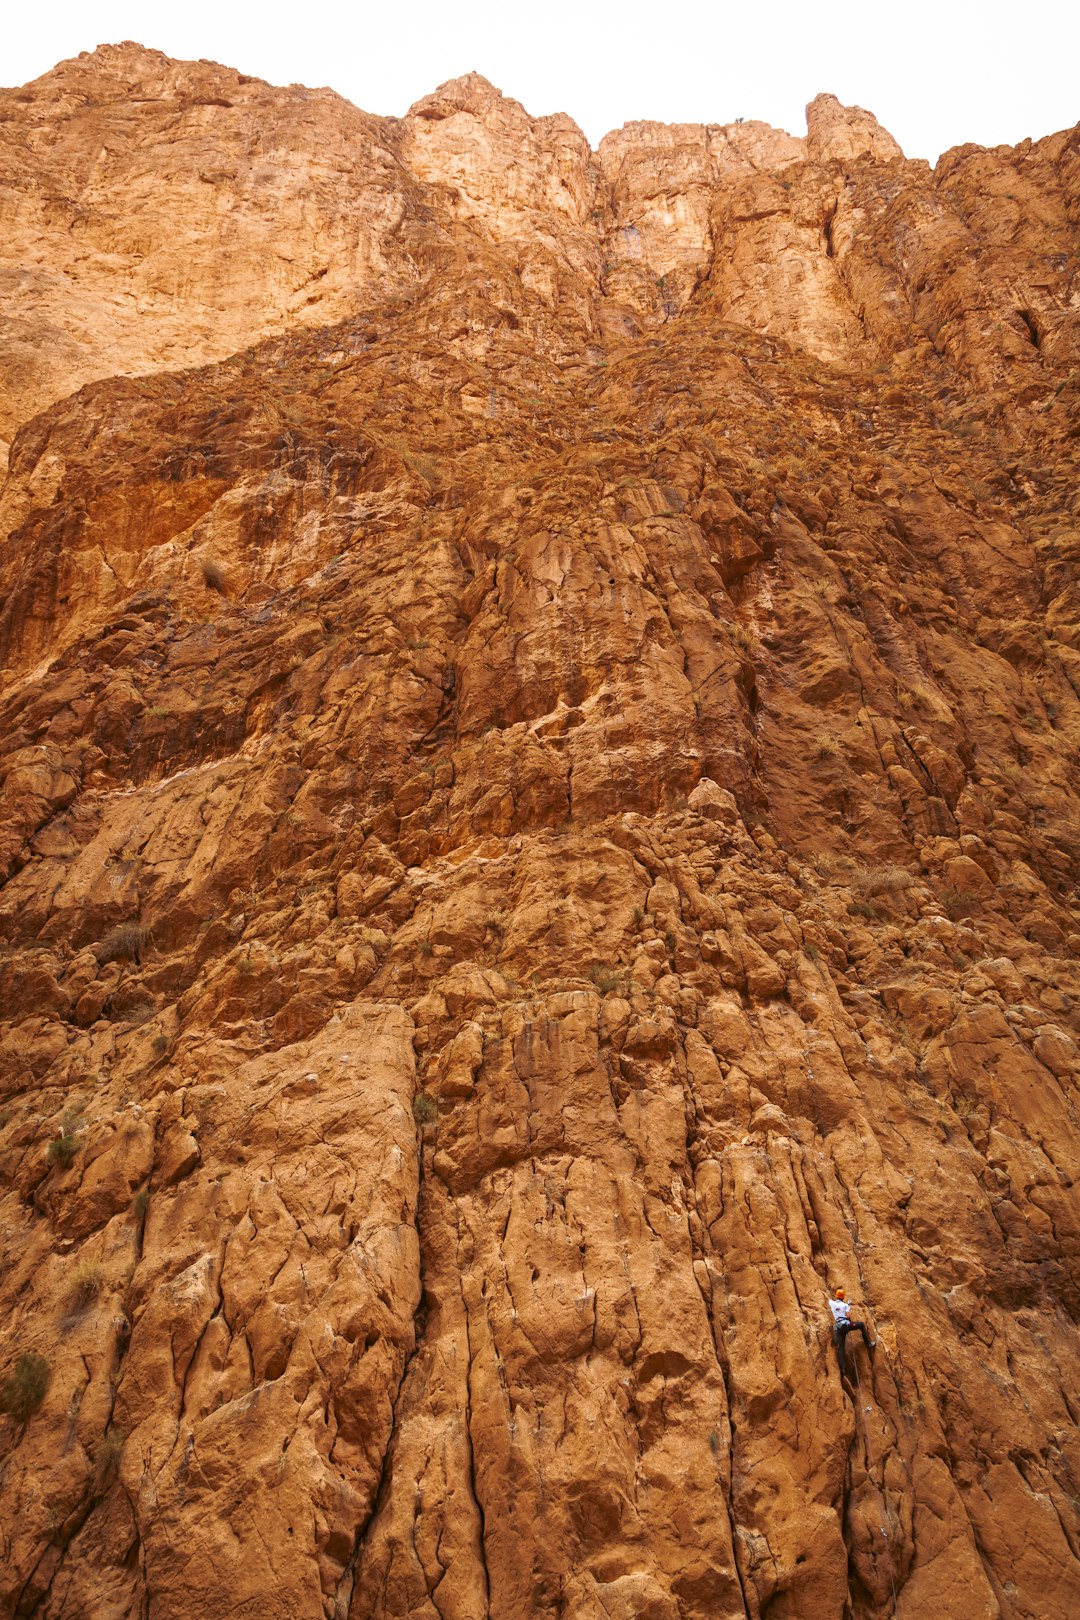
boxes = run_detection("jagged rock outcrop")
[1,44,1079,1620]
[806,93,905,165]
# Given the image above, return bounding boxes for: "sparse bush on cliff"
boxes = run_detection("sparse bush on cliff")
[893,1018,920,1056]
[91,1426,126,1491]
[412,1092,437,1126]
[0,1352,49,1423]
[851,863,914,897]
[47,1129,80,1169]
[96,923,149,965]
[69,1258,104,1308]
[940,886,975,921]
[122,994,157,1027]
[201,557,227,593]
[589,965,626,995]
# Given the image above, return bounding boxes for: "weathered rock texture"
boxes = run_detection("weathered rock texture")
[1,43,1079,1620]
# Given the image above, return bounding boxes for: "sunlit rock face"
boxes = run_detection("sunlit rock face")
[1,43,1079,1620]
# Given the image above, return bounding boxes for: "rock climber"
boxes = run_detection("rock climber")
[829,1288,875,1376]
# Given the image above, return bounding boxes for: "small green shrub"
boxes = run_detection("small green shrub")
[48,1107,86,1171]
[412,1092,437,1126]
[48,1132,79,1169]
[151,1033,170,1056]
[132,1189,150,1220]
[0,1352,49,1422]
[589,965,625,995]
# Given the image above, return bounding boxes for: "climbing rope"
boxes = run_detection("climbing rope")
[853,1354,900,1615]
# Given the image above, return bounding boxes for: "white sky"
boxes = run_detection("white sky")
[3,0,1077,161]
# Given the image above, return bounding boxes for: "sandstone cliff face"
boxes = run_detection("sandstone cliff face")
[1,45,1079,1620]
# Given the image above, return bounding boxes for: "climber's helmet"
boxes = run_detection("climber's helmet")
[834,1288,846,1300]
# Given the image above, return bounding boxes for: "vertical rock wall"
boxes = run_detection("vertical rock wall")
[0,45,1078,1620]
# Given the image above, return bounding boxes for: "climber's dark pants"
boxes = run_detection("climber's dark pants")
[835,1320,872,1375]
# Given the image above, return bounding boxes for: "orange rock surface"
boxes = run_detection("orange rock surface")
[1,43,1079,1620]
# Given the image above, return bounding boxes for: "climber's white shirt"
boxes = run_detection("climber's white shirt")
[830,1298,851,1324]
